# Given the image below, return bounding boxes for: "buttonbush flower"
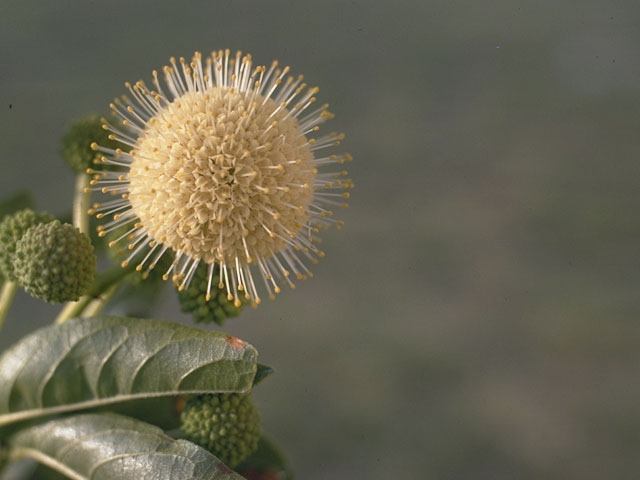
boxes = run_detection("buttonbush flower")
[89,50,352,307]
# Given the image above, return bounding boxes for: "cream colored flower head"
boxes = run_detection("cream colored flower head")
[89,50,352,307]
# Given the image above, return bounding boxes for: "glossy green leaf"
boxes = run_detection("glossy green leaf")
[0,316,257,428]
[9,413,243,479]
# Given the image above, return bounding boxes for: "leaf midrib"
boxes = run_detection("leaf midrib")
[0,387,247,428]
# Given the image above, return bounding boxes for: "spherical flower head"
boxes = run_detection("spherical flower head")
[61,115,121,173]
[0,209,54,281]
[92,50,353,306]
[13,220,96,303]
[181,393,261,468]
[178,263,243,325]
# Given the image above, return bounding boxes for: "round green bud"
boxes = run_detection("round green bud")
[177,264,243,325]
[0,209,54,281]
[14,220,96,303]
[61,115,119,173]
[181,394,261,468]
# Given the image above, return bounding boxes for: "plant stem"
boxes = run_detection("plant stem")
[54,264,134,324]
[0,281,18,333]
[72,173,90,235]
[81,283,120,317]
[55,173,93,325]
[54,296,92,325]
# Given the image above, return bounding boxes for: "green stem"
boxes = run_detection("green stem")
[54,297,92,325]
[82,283,120,317]
[54,264,134,324]
[72,173,90,235]
[0,281,18,333]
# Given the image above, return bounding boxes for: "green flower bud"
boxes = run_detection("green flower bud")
[177,264,243,325]
[0,209,54,281]
[14,220,96,303]
[61,115,119,173]
[181,394,261,468]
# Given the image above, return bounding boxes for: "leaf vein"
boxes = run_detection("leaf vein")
[37,325,105,408]
[94,332,131,398]
[125,336,175,393]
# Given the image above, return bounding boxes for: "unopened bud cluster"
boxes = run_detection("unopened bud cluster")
[177,264,243,325]
[0,209,54,282]
[13,220,95,303]
[180,393,261,468]
[0,210,95,303]
[61,115,120,173]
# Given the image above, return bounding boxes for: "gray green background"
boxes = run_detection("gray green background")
[2,1,640,478]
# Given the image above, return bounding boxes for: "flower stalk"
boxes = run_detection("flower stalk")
[81,283,120,317]
[72,173,90,235]
[0,281,18,334]
[54,264,135,324]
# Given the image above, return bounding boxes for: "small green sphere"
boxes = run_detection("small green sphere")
[181,394,261,468]
[0,209,54,281]
[14,220,96,303]
[61,115,118,173]
[177,264,243,325]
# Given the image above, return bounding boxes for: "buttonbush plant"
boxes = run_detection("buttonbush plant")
[0,48,352,480]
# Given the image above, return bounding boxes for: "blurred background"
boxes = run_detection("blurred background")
[2,0,640,478]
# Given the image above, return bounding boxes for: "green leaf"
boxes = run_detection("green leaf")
[9,413,243,479]
[0,316,257,428]
[252,364,274,386]
[95,396,183,431]
[235,436,294,480]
